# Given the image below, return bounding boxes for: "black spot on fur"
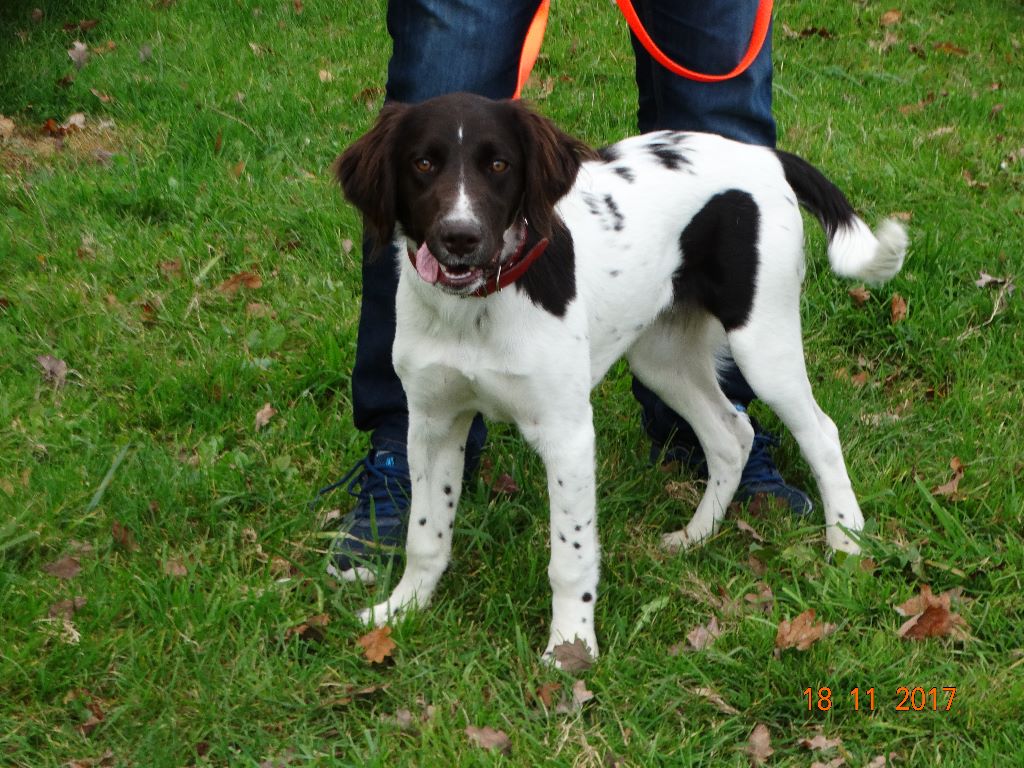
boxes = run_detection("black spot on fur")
[649,142,690,171]
[418,518,427,526]
[582,592,593,602]
[613,165,636,184]
[437,532,443,539]
[674,190,760,331]
[516,219,576,317]
[559,532,567,543]
[443,484,452,495]
[603,195,624,231]
[573,542,581,550]
[597,145,619,163]
[608,269,621,278]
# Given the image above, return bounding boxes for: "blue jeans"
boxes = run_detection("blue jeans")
[353,0,774,455]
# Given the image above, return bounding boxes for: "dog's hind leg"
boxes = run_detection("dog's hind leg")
[359,409,473,626]
[726,312,864,555]
[627,312,754,551]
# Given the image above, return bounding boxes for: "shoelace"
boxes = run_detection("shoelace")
[313,452,410,517]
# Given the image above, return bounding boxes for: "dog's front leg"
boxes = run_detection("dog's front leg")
[359,409,472,626]
[523,415,601,663]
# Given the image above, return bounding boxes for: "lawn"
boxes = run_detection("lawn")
[1,1,1023,766]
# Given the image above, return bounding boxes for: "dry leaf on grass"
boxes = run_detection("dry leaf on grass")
[42,556,82,580]
[744,582,774,615]
[357,625,396,663]
[49,597,87,620]
[775,609,836,653]
[111,521,139,552]
[680,615,721,652]
[689,686,739,715]
[800,731,844,751]
[255,402,277,430]
[551,637,594,672]
[880,9,903,26]
[895,585,968,641]
[553,679,594,714]
[163,558,188,577]
[849,285,871,306]
[37,354,68,387]
[286,613,330,642]
[736,519,764,542]
[865,753,899,768]
[811,759,847,768]
[746,724,774,765]
[890,293,908,323]
[931,457,965,499]
[464,725,511,754]
[216,271,262,295]
[533,681,562,709]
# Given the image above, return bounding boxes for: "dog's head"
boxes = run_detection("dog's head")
[335,92,593,293]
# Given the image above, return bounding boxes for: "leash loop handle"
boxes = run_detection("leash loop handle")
[615,0,774,83]
[513,0,774,97]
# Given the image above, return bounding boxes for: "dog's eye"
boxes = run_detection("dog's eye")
[490,159,510,174]
[413,158,434,173]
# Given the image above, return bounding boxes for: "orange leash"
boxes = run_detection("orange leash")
[513,0,551,99]
[512,0,773,98]
[616,0,773,83]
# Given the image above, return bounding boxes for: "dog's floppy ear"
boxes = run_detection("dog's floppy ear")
[511,101,596,237]
[333,102,409,248]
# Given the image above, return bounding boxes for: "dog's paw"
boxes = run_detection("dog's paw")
[827,528,862,556]
[357,602,396,627]
[542,634,599,670]
[660,529,691,552]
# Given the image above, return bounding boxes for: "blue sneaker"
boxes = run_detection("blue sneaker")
[734,428,814,516]
[650,406,813,517]
[321,448,412,583]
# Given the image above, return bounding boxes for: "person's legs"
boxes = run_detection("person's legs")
[330,0,544,580]
[628,0,811,514]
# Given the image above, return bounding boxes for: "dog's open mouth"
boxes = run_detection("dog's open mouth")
[412,243,487,291]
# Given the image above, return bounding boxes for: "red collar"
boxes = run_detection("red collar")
[408,221,549,298]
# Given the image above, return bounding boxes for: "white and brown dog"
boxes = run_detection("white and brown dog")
[336,93,907,660]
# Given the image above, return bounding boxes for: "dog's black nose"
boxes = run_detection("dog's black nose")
[440,223,482,258]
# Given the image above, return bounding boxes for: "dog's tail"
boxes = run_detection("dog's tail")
[775,149,907,284]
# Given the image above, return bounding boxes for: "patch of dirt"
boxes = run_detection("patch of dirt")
[1,115,125,175]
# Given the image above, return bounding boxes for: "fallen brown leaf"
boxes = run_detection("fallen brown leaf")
[357,625,396,663]
[37,354,68,387]
[933,41,968,56]
[849,285,871,306]
[744,582,774,615]
[534,681,561,709]
[465,725,511,754]
[800,732,844,751]
[216,271,262,295]
[746,723,774,765]
[683,615,721,651]
[895,585,968,641]
[931,457,965,499]
[286,613,330,642]
[556,679,596,713]
[255,402,276,430]
[163,558,188,577]
[736,519,764,542]
[49,596,87,620]
[111,521,138,552]
[551,637,594,672]
[690,686,739,715]
[890,294,908,323]
[42,555,81,580]
[880,9,903,26]
[865,753,899,768]
[775,609,837,652]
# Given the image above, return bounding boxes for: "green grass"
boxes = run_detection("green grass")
[2,1,1023,765]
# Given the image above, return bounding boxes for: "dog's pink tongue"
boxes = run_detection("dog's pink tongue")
[414,243,440,284]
